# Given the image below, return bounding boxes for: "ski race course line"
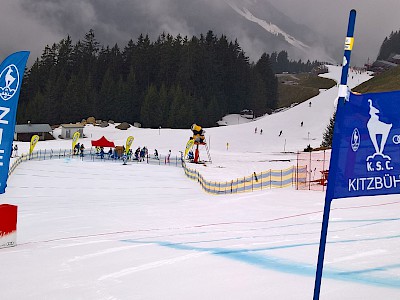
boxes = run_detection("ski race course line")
[68,244,153,262]
[120,239,400,289]
[98,252,209,281]
[52,239,113,249]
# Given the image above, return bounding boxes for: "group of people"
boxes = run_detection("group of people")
[96,146,126,160]
[132,147,170,162]
[95,147,109,159]
[91,145,174,165]
[254,127,263,135]
[254,123,305,138]
[255,128,283,136]
[94,146,165,162]
[73,143,85,156]
[133,147,162,161]
[134,146,149,161]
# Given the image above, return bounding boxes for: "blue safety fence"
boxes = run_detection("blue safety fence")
[8,148,182,176]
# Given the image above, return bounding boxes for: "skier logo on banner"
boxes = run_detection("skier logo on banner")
[353,99,394,173]
[0,65,19,101]
[366,99,392,161]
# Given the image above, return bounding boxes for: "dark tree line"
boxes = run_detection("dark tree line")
[377,30,400,60]
[17,30,319,128]
[268,50,320,74]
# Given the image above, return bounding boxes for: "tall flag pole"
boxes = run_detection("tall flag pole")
[0,51,30,194]
[313,9,356,300]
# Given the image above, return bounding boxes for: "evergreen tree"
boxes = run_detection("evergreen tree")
[206,96,221,127]
[61,75,85,123]
[57,36,74,79]
[255,53,278,112]
[168,85,193,128]
[98,68,117,121]
[125,67,140,123]
[141,84,161,127]
[276,51,289,73]
[377,30,400,60]
[321,112,336,148]
[81,29,99,70]
[43,66,62,124]
[159,84,170,126]
[249,71,268,117]
[25,92,45,123]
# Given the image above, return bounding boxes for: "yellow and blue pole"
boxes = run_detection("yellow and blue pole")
[313,9,357,300]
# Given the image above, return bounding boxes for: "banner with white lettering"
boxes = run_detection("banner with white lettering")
[0,51,30,194]
[329,90,400,199]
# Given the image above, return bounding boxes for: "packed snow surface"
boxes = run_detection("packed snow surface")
[2,66,400,299]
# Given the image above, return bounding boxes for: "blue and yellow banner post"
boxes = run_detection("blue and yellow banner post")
[313,10,356,300]
[0,51,30,194]
[184,139,194,158]
[72,131,80,153]
[29,135,39,156]
[125,136,134,154]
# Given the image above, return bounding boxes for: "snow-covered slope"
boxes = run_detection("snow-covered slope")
[227,1,311,52]
[13,65,372,180]
[4,66,400,300]
[224,0,335,63]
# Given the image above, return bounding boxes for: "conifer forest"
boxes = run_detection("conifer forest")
[18,30,320,128]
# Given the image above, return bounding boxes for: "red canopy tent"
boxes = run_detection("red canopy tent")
[91,136,115,148]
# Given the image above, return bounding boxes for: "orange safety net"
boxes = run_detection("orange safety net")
[296,150,331,191]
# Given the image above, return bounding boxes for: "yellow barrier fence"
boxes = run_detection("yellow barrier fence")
[182,160,308,194]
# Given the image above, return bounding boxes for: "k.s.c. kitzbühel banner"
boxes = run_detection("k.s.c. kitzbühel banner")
[0,51,30,194]
[329,90,400,199]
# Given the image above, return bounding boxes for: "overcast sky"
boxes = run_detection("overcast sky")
[269,0,400,65]
[0,0,399,66]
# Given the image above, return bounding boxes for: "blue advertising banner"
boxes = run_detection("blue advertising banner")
[329,90,400,199]
[0,51,30,194]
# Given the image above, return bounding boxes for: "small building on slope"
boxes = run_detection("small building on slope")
[14,123,53,141]
[60,124,85,139]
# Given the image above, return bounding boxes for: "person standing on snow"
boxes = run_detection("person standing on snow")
[13,144,18,157]
[79,144,85,157]
[167,150,171,163]
[122,153,128,165]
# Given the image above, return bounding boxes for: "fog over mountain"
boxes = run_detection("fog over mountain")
[1,0,399,66]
